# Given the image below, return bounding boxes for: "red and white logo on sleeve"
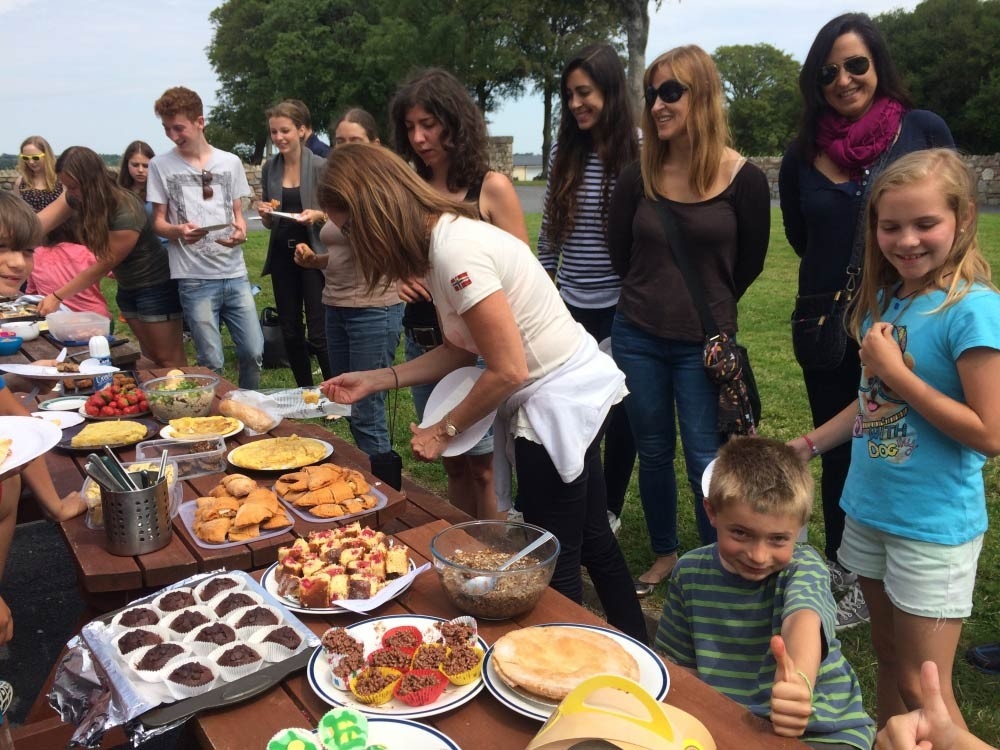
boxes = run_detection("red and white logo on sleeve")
[450,272,472,291]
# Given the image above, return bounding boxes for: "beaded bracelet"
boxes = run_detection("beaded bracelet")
[801,434,821,459]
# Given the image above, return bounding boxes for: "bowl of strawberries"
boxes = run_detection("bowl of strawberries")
[83,373,149,419]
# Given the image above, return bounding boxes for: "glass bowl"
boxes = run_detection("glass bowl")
[141,373,219,423]
[430,520,559,620]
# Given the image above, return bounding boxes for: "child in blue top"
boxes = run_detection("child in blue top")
[656,436,874,749]
[791,149,1000,730]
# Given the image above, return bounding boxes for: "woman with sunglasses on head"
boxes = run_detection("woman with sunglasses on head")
[256,100,332,387]
[390,68,528,520]
[779,12,953,630]
[318,144,647,644]
[293,108,404,457]
[33,147,187,368]
[607,45,770,597]
[538,43,639,534]
[13,135,62,212]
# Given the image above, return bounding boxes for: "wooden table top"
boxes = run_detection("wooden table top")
[189,520,804,750]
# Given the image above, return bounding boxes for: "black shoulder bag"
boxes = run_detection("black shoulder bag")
[652,198,761,437]
[369,367,403,490]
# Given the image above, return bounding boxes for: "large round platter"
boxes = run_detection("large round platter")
[307,614,486,719]
[228,437,333,471]
[481,623,669,721]
[0,416,61,474]
[56,418,158,452]
[261,559,417,615]
[159,418,243,441]
[80,405,152,421]
[315,716,461,750]
[0,362,118,380]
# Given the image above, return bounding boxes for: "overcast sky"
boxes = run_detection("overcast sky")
[1,0,919,157]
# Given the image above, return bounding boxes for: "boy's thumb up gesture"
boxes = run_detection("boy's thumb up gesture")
[770,634,814,737]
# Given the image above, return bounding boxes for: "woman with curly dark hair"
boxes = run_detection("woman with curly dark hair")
[538,43,639,533]
[390,68,527,520]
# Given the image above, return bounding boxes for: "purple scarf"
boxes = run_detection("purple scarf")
[816,97,906,180]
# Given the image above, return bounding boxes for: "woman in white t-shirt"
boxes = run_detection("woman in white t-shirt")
[317,144,647,643]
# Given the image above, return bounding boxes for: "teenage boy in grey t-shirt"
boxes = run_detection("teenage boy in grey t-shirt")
[147,86,263,388]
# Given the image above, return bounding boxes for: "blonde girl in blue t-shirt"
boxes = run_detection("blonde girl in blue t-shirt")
[790,148,1000,730]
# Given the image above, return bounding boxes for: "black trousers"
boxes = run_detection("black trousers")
[269,248,331,387]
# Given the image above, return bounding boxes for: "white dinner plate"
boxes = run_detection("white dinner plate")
[315,716,461,750]
[269,211,303,221]
[159,418,244,441]
[482,623,669,721]
[38,396,88,411]
[0,362,118,380]
[32,410,85,429]
[307,614,486,719]
[261,557,416,615]
[419,367,495,457]
[0,416,61,473]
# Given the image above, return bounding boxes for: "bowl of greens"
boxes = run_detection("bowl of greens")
[141,371,219,423]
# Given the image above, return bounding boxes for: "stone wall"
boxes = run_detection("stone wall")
[4,150,996,205]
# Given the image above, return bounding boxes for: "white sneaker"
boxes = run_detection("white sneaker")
[827,559,858,595]
[506,508,525,524]
[607,511,622,536]
[835,582,870,631]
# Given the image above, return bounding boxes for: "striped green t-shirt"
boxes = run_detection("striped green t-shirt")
[656,544,875,750]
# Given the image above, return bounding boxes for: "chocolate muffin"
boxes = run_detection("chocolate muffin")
[232,606,278,630]
[215,644,262,668]
[198,576,240,602]
[168,610,210,634]
[214,592,256,617]
[167,661,215,688]
[159,589,196,612]
[135,643,185,671]
[262,626,302,651]
[119,607,160,628]
[117,628,163,655]
[194,623,237,647]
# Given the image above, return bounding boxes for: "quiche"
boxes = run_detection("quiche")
[70,421,148,449]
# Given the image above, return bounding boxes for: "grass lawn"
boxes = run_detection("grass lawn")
[107,209,1000,744]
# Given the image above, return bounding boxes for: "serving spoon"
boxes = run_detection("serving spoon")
[459,531,556,596]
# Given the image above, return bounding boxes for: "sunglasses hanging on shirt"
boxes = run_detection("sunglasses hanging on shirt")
[644,79,688,109]
[200,170,214,200]
[818,55,871,87]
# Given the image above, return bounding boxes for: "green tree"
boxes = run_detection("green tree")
[877,0,1000,152]
[714,44,800,156]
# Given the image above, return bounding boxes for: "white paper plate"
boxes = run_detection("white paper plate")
[261,557,416,615]
[0,416,62,474]
[307,614,485,719]
[701,458,717,497]
[482,623,669,721]
[315,717,460,750]
[0,362,118,380]
[32,410,85,429]
[197,223,231,232]
[160,418,244,441]
[38,396,88,411]
[419,367,495,457]
[269,211,302,220]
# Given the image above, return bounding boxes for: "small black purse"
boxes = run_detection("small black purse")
[369,367,403,490]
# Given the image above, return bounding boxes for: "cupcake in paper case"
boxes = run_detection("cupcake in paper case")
[165,659,219,700]
[209,641,264,682]
[329,651,365,691]
[321,627,364,662]
[348,666,402,705]
[437,616,478,649]
[226,604,282,636]
[248,624,304,662]
[409,641,448,671]
[116,625,169,656]
[152,587,197,613]
[211,589,263,618]
[111,606,161,632]
[162,605,215,636]
[379,624,422,654]
[392,669,449,707]
[128,642,190,681]
[193,573,243,604]
[439,644,484,685]
[316,708,368,750]
[365,646,412,673]
[267,727,323,750]
[184,621,238,656]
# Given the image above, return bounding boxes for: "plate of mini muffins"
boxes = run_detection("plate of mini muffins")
[307,614,485,720]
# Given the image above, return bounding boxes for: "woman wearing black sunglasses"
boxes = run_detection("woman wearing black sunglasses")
[607,45,769,596]
[779,12,953,630]
[13,135,62,212]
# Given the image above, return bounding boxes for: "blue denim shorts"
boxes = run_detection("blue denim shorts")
[117,280,184,323]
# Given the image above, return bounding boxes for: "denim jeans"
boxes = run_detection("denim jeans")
[178,276,264,390]
[326,303,404,456]
[611,314,719,555]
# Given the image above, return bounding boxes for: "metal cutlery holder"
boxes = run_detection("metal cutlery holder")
[101,475,172,556]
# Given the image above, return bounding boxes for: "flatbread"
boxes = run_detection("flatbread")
[491,626,639,701]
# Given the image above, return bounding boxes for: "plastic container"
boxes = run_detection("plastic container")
[0,321,39,341]
[0,336,22,355]
[45,311,112,343]
[135,436,227,480]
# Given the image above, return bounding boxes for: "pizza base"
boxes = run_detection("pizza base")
[491,626,640,701]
